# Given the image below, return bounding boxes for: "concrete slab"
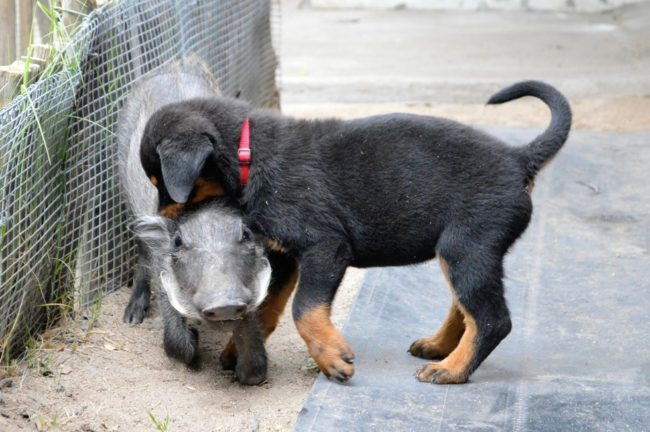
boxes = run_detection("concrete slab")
[281,1,650,104]
[294,127,650,431]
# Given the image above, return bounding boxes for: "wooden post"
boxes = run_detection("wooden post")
[0,0,17,64]
[17,0,36,59]
[0,44,48,106]
[0,60,40,105]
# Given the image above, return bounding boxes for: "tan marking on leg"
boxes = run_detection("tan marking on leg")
[415,257,477,384]
[150,175,158,186]
[437,258,467,354]
[259,267,299,339]
[416,303,478,384]
[295,304,355,382]
[190,177,225,204]
[220,339,237,370]
[410,257,465,359]
[410,302,464,359]
[160,203,184,218]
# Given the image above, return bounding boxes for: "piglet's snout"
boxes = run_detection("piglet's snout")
[194,265,253,322]
[201,301,247,322]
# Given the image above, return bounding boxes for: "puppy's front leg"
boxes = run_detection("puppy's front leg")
[293,242,355,383]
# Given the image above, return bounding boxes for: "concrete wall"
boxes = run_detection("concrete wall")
[308,0,650,12]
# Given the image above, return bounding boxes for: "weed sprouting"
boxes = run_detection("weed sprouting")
[148,411,171,432]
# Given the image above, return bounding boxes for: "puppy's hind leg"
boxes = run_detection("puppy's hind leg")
[416,242,512,384]
[409,296,465,360]
[410,257,468,360]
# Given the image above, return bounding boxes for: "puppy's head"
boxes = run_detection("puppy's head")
[140,102,240,214]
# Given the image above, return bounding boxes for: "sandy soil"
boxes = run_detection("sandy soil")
[283,96,650,132]
[0,267,365,432]
[1,98,647,432]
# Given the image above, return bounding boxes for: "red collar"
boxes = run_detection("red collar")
[238,117,251,186]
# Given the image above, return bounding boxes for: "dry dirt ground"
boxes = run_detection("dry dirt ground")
[1,98,648,432]
[0,266,365,432]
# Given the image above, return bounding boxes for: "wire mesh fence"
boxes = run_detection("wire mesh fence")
[0,0,279,359]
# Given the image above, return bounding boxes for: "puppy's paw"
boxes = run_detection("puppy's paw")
[235,346,268,386]
[409,337,449,360]
[416,362,468,385]
[220,339,237,371]
[164,326,200,369]
[123,293,149,324]
[309,340,355,383]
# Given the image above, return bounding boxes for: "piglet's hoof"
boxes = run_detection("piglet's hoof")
[164,326,200,369]
[123,292,149,324]
[235,350,267,386]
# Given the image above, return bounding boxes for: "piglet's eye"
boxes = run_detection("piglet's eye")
[173,234,183,248]
[242,226,253,242]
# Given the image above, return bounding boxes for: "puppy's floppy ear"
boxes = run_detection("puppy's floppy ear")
[157,136,213,203]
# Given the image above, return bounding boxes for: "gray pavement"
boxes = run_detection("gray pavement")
[281,1,650,104]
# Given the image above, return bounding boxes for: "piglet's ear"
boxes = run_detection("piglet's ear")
[130,216,171,249]
[252,257,272,309]
[157,136,213,203]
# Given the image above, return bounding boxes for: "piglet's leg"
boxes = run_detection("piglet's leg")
[159,294,200,369]
[230,314,267,385]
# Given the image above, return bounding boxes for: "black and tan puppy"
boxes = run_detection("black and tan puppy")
[140,81,571,384]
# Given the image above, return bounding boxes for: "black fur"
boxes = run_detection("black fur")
[229,314,268,385]
[141,80,571,383]
[122,240,151,324]
[160,299,200,369]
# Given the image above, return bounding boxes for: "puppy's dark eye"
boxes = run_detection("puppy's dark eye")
[173,234,183,248]
[242,226,253,242]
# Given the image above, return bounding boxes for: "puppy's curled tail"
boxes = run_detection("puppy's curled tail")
[487,80,572,179]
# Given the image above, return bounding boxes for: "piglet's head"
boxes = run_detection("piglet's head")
[131,205,271,324]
